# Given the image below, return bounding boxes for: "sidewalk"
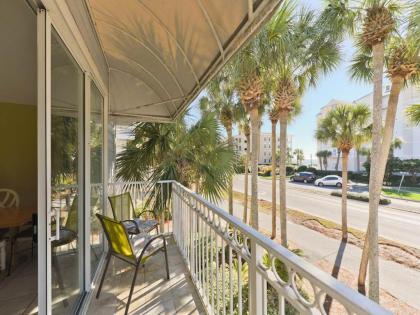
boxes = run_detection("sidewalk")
[222,199,420,312]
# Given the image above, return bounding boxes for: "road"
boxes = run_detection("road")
[233,175,420,249]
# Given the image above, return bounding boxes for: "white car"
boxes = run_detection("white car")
[314,175,343,187]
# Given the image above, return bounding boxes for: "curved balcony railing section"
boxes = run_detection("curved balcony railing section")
[108,181,391,315]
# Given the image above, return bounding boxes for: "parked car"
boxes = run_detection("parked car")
[291,172,316,183]
[314,175,342,187]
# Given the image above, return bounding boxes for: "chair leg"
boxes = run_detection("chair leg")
[163,237,170,280]
[52,249,68,307]
[125,263,140,315]
[96,252,112,299]
[7,237,16,276]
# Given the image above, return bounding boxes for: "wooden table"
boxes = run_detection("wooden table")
[0,207,36,275]
[0,207,36,229]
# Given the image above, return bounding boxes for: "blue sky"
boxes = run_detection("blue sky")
[189,0,374,159]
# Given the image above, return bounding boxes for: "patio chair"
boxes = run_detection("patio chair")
[108,192,159,236]
[95,214,169,315]
[0,189,20,208]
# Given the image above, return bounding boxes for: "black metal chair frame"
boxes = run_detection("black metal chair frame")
[95,214,170,315]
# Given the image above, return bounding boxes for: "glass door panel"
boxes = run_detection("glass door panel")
[90,82,104,278]
[50,28,84,314]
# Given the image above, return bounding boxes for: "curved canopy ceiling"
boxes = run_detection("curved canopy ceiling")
[86,0,280,122]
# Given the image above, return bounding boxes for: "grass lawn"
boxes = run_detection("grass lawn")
[382,188,420,202]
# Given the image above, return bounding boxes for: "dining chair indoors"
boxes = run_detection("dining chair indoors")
[108,192,159,236]
[95,214,170,315]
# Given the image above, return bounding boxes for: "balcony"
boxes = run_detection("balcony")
[88,181,390,314]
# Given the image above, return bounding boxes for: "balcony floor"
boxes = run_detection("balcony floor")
[88,237,205,315]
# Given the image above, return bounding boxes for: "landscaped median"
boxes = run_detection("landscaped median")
[233,191,420,272]
[330,191,392,205]
[382,188,420,202]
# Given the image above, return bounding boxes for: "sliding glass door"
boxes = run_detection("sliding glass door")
[37,8,106,314]
[50,28,84,314]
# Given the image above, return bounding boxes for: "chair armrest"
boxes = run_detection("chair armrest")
[138,234,166,262]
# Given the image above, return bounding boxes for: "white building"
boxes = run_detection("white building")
[317,85,420,172]
[234,132,293,165]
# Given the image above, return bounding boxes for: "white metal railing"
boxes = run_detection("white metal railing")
[169,181,391,315]
[107,180,390,315]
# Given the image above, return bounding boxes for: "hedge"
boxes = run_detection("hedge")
[331,191,391,205]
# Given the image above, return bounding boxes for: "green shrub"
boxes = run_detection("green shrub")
[296,165,308,172]
[286,166,296,176]
[307,167,317,173]
[331,191,391,205]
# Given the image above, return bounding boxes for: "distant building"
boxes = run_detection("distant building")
[317,84,420,172]
[233,132,293,165]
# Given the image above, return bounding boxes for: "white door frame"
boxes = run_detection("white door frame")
[37,1,110,312]
[37,8,52,315]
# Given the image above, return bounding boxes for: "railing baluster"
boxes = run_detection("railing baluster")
[205,206,209,305]
[262,278,267,315]
[221,237,226,315]
[229,245,233,315]
[215,225,220,313]
[210,213,214,311]
[238,251,242,315]
[279,293,285,315]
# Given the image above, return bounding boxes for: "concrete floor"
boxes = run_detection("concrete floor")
[88,237,205,315]
[0,240,37,315]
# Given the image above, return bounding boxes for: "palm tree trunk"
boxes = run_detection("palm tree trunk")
[359,41,384,303]
[250,107,260,230]
[318,157,323,170]
[356,150,361,173]
[341,150,349,240]
[323,157,328,171]
[335,149,341,171]
[243,132,250,223]
[271,119,277,239]
[227,124,234,215]
[195,174,200,193]
[279,111,288,247]
[358,73,404,297]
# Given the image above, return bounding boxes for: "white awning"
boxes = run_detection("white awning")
[85,0,281,122]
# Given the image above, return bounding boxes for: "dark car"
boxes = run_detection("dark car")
[291,172,316,183]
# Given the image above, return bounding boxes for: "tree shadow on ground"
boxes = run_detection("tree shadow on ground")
[323,239,347,314]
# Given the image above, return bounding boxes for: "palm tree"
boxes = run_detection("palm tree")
[286,147,294,164]
[321,0,406,300]
[355,147,364,173]
[334,148,341,170]
[323,150,332,170]
[268,105,279,238]
[352,32,419,295]
[228,30,270,230]
[206,74,242,215]
[238,118,251,223]
[293,149,304,166]
[406,104,420,125]
[316,151,323,170]
[316,104,371,240]
[115,110,235,210]
[265,5,340,246]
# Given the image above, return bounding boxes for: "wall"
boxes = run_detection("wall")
[0,103,37,207]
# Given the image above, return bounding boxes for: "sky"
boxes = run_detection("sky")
[189,0,375,160]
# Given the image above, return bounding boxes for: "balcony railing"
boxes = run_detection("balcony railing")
[108,180,391,315]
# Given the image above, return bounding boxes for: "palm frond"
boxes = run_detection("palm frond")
[406,104,420,125]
